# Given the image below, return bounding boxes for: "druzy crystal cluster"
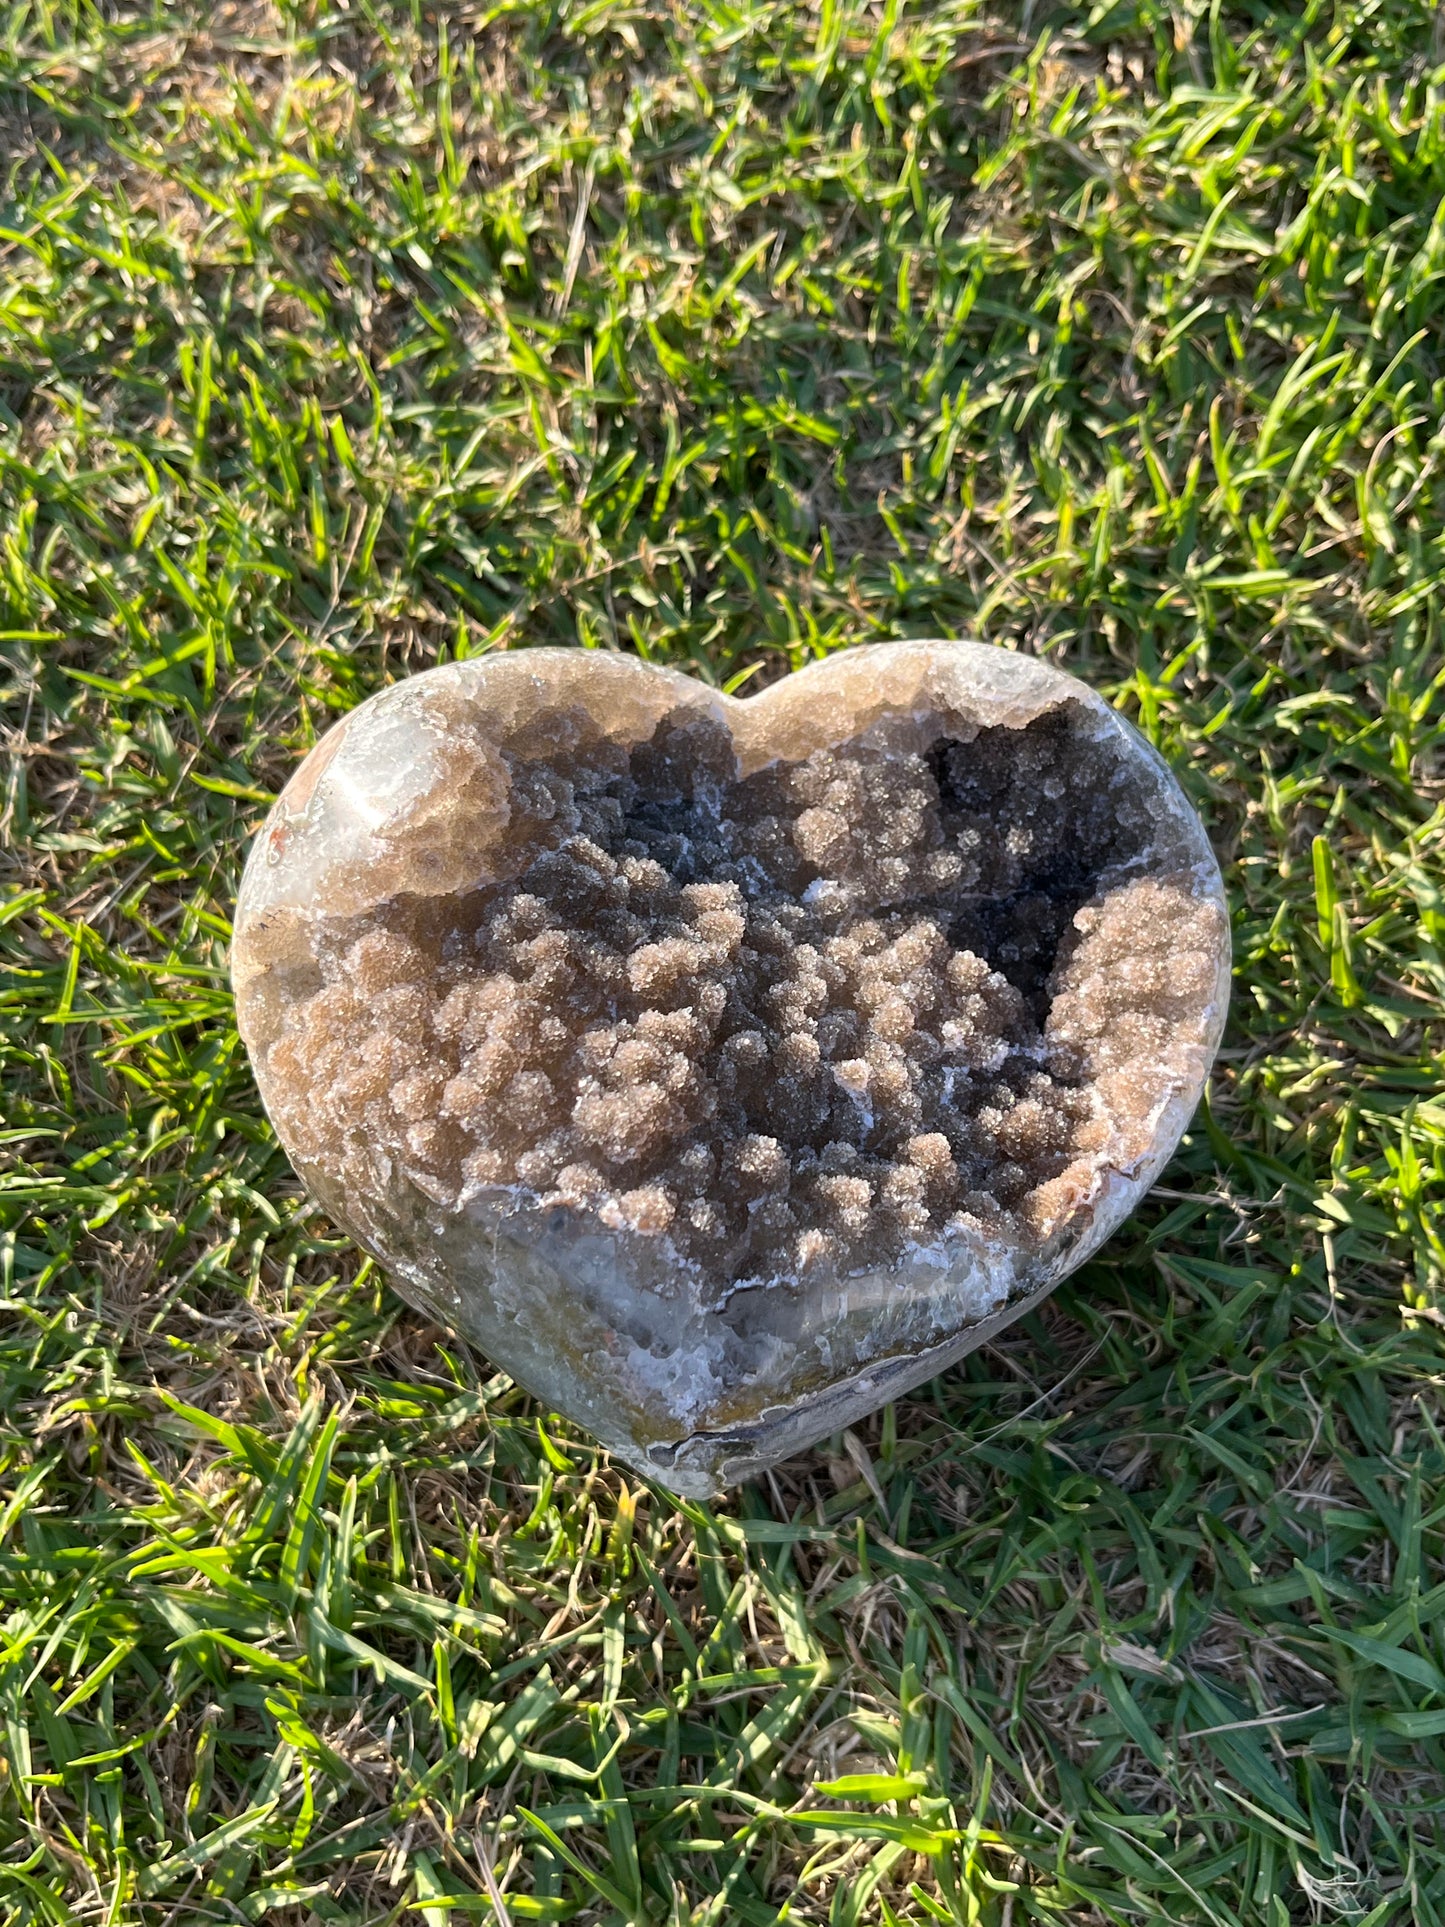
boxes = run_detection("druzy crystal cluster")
[233,642,1230,1493]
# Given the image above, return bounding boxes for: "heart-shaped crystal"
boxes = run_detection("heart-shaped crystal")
[233,641,1229,1493]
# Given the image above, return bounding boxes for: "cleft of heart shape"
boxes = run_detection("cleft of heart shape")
[233,640,1230,1495]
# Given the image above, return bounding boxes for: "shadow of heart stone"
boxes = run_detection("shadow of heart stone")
[232,640,1230,1495]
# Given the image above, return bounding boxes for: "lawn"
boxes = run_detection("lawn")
[2,0,1445,1920]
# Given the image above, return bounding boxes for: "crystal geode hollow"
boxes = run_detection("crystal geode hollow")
[233,641,1230,1495]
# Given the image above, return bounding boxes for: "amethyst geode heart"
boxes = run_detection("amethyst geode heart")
[232,642,1229,1494]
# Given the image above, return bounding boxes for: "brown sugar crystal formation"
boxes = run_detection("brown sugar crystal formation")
[233,642,1230,1494]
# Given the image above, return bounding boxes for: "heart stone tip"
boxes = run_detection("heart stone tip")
[233,640,1230,1496]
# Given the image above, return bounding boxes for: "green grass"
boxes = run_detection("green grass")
[1,0,1444,1919]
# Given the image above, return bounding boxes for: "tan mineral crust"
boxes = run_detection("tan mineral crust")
[233,641,1230,1495]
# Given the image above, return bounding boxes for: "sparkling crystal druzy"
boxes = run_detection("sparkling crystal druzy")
[233,642,1230,1495]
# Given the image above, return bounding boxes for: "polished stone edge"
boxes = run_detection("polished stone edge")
[631,1122,1191,1497]
[647,1276,1061,1497]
